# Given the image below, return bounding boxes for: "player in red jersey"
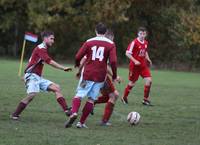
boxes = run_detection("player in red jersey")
[64,23,118,128]
[76,30,121,126]
[121,27,153,106]
[94,66,121,126]
[11,31,72,120]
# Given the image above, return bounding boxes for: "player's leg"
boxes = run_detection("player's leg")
[47,83,71,116]
[121,67,139,104]
[94,95,109,104]
[11,73,40,120]
[121,81,135,104]
[64,97,81,128]
[91,82,110,115]
[141,67,152,106]
[101,90,119,126]
[77,98,94,128]
[90,95,108,115]
[143,77,152,105]
[77,81,104,128]
[11,93,37,120]
[65,80,91,128]
[95,79,110,104]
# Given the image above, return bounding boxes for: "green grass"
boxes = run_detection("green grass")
[0,59,200,145]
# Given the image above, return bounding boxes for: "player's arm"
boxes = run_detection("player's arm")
[145,52,152,66]
[126,41,140,65]
[76,56,87,78]
[49,60,72,71]
[75,42,87,68]
[109,45,117,81]
[39,49,72,71]
[107,65,122,84]
[125,51,140,65]
[107,65,113,77]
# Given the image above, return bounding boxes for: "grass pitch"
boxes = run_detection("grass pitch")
[0,59,200,145]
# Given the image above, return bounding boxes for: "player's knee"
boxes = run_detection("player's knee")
[22,93,36,104]
[145,77,152,86]
[129,81,135,86]
[53,84,61,93]
[88,98,95,104]
[28,93,36,99]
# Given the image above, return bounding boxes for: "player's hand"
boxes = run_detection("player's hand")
[134,61,141,66]
[146,59,152,67]
[148,60,152,66]
[113,77,121,84]
[64,67,72,72]
[112,79,118,84]
[116,76,122,84]
[76,72,81,79]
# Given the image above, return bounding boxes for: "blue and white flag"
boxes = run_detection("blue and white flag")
[24,32,38,42]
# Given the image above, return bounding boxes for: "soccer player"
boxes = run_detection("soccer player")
[94,66,121,126]
[121,27,153,106]
[64,23,117,128]
[11,31,72,120]
[77,30,121,126]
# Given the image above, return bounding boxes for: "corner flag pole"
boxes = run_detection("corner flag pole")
[18,32,38,77]
[18,39,26,77]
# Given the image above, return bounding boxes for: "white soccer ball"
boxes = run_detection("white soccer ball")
[127,111,141,125]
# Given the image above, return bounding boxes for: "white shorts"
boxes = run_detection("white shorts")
[24,73,53,94]
[75,78,104,100]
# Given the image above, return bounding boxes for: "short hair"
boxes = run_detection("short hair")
[95,22,107,35]
[41,31,54,39]
[138,27,147,32]
[105,29,114,40]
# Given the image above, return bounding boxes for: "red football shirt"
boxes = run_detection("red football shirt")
[75,36,117,82]
[126,38,148,67]
[24,43,52,76]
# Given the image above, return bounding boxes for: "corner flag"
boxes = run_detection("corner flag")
[24,32,38,42]
[18,32,38,77]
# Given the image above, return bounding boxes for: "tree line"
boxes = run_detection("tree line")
[0,0,200,70]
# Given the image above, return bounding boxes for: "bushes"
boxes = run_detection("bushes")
[0,0,200,70]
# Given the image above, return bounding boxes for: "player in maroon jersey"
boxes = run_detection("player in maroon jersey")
[76,30,122,126]
[121,27,153,106]
[11,31,72,120]
[64,23,118,128]
[94,66,121,126]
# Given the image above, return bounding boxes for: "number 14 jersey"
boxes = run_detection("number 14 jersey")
[75,36,117,82]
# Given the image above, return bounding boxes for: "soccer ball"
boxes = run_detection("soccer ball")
[127,111,140,125]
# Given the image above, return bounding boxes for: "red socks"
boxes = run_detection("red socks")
[94,95,109,105]
[102,102,114,123]
[123,85,133,99]
[57,97,68,111]
[13,102,27,116]
[71,97,81,114]
[144,85,151,101]
[80,101,94,124]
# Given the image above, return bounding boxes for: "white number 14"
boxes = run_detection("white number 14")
[91,46,105,61]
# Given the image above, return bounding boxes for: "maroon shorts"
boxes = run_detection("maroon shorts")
[100,77,115,96]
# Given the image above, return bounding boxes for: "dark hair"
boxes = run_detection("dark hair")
[105,29,114,37]
[41,31,54,39]
[138,27,147,32]
[105,29,114,40]
[95,22,107,34]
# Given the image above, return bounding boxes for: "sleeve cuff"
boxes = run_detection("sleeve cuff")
[45,58,52,64]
